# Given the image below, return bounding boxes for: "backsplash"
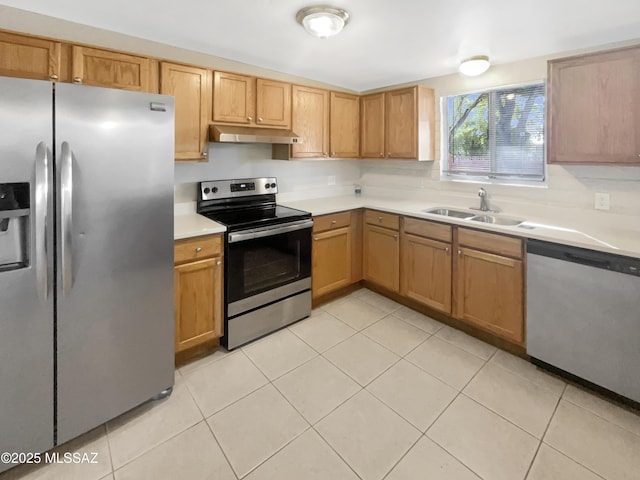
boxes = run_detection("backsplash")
[174,142,361,203]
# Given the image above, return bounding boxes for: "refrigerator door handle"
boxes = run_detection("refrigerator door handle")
[34,141,49,301]
[61,141,74,295]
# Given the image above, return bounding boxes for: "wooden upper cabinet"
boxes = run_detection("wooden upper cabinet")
[160,62,211,161]
[330,92,360,158]
[213,71,255,124]
[360,92,386,159]
[256,78,291,127]
[548,46,640,165]
[386,86,435,160]
[0,31,61,81]
[72,46,153,92]
[291,85,330,159]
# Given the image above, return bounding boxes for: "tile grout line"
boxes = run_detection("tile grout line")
[523,382,568,480]
[536,443,608,480]
[309,424,365,480]
[103,423,116,478]
[420,349,498,479]
[202,420,240,480]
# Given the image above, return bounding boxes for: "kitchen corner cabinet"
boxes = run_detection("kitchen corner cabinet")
[161,62,211,161]
[330,92,360,158]
[453,228,524,344]
[363,210,400,293]
[548,45,640,165]
[0,31,62,81]
[291,85,330,159]
[386,86,435,160]
[360,92,386,158]
[400,217,452,313]
[71,46,155,92]
[312,210,362,299]
[174,234,223,353]
[213,72,291,128]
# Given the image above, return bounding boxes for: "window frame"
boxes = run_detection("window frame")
[440,81,548,187]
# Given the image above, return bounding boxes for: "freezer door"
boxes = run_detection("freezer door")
[0,77,54,467]
[54,83,175,444]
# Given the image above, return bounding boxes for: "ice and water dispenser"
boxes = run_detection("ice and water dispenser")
[0,183,30,272]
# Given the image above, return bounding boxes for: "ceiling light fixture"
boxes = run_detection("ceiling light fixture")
[296,6,350,39]
[459,56,491,76]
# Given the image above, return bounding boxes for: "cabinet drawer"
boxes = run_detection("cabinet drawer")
[174,235,222,264]
[457,228,523,258]
[313,211,351,232]
[403,217,452,242]
[364,210,399,230]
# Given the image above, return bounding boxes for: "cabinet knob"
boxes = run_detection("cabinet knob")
[313,236,318,241]
[458,250,462,256]
[49,74,59,80]
[393,234,398,239]
[445,247,450,253]
[195,247,202,253]
[331,220,337,224]
[257,117,263,123]
[323,152,328,157]
[201,151,208,157]
[378,216,383,222]
[379,152,384,157]
[387,152,390,156]
[247,116,253,121]
[216,260,222,265]
[73,77,82,84]
[331,152,336,156]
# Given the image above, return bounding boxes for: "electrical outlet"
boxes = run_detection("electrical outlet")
[595,192,610,211]
[328,175,336,186]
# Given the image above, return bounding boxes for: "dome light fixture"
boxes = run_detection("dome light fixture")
[296,6,350,39]
[459,56,491,76]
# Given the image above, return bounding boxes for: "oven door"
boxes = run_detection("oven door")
[226,219,312,316]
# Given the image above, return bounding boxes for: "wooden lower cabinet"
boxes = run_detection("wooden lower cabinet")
[363,223,399,293]
[401,233,452,313]
[174,235,223,353]
[311,210,361,300]
[312,227,351,297]
[454,246,524,344]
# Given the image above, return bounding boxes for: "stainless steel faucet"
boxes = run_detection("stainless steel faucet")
[478,187,489,211]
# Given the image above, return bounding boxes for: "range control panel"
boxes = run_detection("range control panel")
[200,177,278,200]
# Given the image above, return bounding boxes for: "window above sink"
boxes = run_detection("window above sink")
[441,82,547,187]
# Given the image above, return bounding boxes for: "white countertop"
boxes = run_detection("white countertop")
[281,195,640,259]
[174,202,226,240]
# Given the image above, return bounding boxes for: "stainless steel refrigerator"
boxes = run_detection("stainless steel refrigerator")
[0,76,175,472]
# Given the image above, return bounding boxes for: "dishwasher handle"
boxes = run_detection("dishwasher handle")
[564,252,611,270]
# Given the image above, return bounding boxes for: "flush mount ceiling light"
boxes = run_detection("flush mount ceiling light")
[459,56,491,76]
[296,6,350,39]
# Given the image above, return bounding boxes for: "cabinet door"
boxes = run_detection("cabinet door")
[363,224,399,292]
[386,87,417,159]
[161,62,211,161]
[72,46,152,91]
[174,257,223,352]
[330,91,360,158]
[360,93,386,159]
[291,85,330,158]
[312,227,351,298]
[213,71,255,124]
[256,78,291,128]
[401,233,452,313]
[548,46,640,165]
[0,31,61,81]
[454,248,524,344]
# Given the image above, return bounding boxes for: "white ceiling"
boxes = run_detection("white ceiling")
[4,0,640,91]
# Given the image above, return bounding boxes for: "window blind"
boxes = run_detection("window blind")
[444,83,545,181]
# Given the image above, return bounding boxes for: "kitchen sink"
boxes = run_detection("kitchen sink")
[470,215,525,226]
[423,208,475,219]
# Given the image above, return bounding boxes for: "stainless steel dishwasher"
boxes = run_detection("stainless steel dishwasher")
[526,239,640,403]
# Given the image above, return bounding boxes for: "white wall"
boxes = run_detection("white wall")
[174,143,360,203]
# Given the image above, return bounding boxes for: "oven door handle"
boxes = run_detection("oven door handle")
[228,219,313,243]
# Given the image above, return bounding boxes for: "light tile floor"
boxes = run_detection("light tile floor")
[3,288,640,480]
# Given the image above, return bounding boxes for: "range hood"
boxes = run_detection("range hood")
[209,125,302,144]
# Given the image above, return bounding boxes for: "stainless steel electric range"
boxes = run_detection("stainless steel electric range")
[197,177,312,350]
